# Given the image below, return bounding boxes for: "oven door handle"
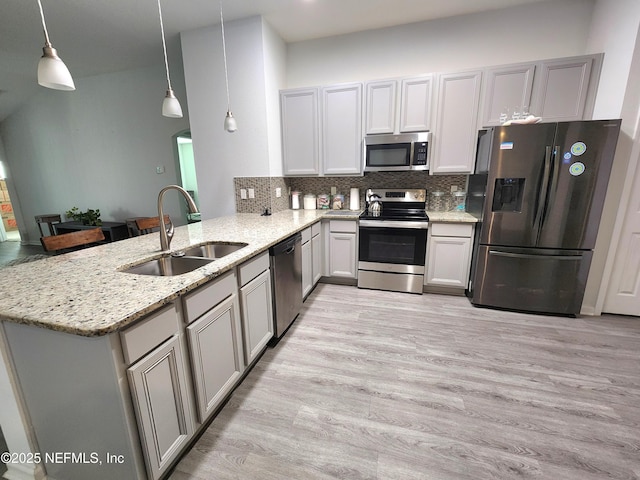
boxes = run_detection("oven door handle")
[359,220,429,229]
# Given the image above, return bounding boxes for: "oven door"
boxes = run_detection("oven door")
[358,222,428,272]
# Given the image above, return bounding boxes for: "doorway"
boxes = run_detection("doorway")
[0,177,19,243]
[173,131,201,223]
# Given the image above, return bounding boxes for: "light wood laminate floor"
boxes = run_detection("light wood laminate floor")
[169,284,640,480]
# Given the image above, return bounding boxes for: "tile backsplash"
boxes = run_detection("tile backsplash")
[234,172,468,214]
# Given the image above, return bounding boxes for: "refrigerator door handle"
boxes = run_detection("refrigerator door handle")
[533,145,553,243]
[489,250,582,261]
[539,145,561,232]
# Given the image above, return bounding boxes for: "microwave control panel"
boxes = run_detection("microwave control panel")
[413,142,428,166]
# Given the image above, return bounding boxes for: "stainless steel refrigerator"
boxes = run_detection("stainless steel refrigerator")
[469,119,621,315]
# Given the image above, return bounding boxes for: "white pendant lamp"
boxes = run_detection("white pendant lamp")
[220,0,237,132]
[36,0,75,91]
[157,0,183,118]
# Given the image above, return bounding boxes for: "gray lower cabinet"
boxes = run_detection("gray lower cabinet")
[183,271,244,423]
[127,334,195,480]
[238,254,274,365]
[302,222,323,297]
[186,293,243,422]
[425,223,474,289]
[327,220,358,279]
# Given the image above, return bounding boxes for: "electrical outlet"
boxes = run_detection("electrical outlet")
[276,187,282,198]
[156,165,165,174]
[451,185,458,193]
[331,186,337,195]
[240,189,247,200]
[248,188,255,199]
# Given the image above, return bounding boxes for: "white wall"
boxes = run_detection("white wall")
[587,0,640,119]
[0,57,190,245]
[181,16,286,219]
[263,20,287,177]
[286,0,595,87]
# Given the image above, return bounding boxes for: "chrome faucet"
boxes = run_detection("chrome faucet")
[157,185,199,251]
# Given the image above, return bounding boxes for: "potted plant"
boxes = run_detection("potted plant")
[65,207,103,226]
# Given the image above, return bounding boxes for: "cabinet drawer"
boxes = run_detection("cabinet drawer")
[120,304,180,365]
[431,223,473,238]
[301,226,312,244]
[311,221,321,237]
[329,220,357,233]
[183,270,237,324]
[238,252,269,287]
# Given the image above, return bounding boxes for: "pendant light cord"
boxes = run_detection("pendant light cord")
[157,0,173,90]
[220,0,231,112]
[37,0,52,46]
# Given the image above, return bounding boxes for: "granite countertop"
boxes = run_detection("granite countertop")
[0,210,329,337]
[426,210,478,223]
[0,208,471,337]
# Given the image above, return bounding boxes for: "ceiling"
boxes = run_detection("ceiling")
[0,0,553,122]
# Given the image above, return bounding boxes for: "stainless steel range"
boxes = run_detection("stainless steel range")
[358,188,429,294]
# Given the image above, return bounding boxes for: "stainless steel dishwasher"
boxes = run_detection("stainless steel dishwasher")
[269,232,303,339]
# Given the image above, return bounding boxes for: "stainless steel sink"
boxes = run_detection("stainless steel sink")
[122,255,215,276]
[121,242,248,276]
[179,242,248,258]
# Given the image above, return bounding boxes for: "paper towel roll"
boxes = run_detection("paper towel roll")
[349,188,360,211]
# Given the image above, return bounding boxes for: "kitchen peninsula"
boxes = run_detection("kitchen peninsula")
[0,208,475,480]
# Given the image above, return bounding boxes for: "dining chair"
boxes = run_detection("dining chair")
[135,215,171,235]
[40,228,105,254]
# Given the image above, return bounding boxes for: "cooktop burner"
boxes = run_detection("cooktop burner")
[360,188,428,222]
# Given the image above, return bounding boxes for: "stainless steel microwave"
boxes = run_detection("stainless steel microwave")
[364,132,430,172]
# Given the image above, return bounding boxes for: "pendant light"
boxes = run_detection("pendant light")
[157,0,183,118]
[36,0,75,91]
[220,0,237,132]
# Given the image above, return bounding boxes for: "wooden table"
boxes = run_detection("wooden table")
[53,221,130,243]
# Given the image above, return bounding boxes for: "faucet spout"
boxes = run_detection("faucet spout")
[157,185,199,252]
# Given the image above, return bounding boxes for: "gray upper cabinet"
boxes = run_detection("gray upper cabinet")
[399,75,433,132]
[531,55,597,122]
[481,63,535,127]
[322,82,363,175]
[365,80,397,134]
[431,70,482,174]
[364,75,434,135]
[280,87,320,175]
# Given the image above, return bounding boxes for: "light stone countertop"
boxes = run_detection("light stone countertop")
[0,208,472,337]
[426,211,479,223]
[0,210,328,337]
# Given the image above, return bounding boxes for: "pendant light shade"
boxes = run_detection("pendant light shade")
[37,0,75,91]
[157,0,183,118]
[220,0,237,132]
[224,111,237,133]
[162,88,183,118]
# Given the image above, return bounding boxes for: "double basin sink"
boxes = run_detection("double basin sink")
[121,242,248,276]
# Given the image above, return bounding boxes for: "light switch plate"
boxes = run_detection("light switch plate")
[276,187,282,198]
[248,188,255,199]
[240,189,247,199]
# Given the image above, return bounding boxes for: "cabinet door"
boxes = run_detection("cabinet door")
[365,80,397,134]
[302,239,313,297]
[281,88,320,175]
[329,232,357,278]
[399,75,433,132]
[312,232,323,285]
[426,235,472,288]
[322,83,363,175]
[481,63,535,126]
[186,294,243,423]
[240,269,274,366]
[128,335,194,480]
[432,71,482,174]
[532,56,594,122]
